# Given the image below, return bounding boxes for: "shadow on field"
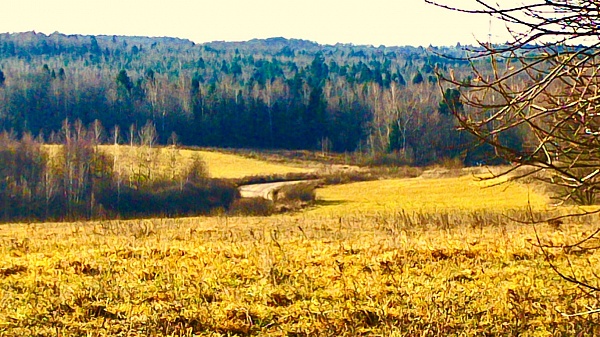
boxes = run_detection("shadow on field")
[313,200,346,207]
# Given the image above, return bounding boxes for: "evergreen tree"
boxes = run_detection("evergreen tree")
[438,88,463,115]
[305,85,328,149]
[388,121,401,153]
[309,52,328,87]
[90,36,102,55]
[412,71,424,85]
[144,68,155,83]
[116,70,133,93]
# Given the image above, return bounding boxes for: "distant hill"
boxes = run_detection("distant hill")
[0,31,509,166]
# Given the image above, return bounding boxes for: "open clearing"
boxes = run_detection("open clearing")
[47,145,313,179]
[2,149,599,336]
[105,145,313,179]
[194,150,313,179]
[307,175,550,216]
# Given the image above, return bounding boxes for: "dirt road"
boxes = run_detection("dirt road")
[238,180,319,200]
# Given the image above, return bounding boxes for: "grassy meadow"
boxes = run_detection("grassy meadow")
[98,145,313,180]
[307,174,550,216]
[2,148,600,336]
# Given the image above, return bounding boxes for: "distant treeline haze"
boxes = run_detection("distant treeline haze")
[0,32,526,165]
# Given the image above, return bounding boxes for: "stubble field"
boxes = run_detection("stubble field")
[1,148,599,336]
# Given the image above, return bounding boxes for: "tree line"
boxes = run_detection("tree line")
[0,120,237,222]
[0,32,520,165]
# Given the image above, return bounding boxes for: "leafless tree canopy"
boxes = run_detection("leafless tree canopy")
[428,0,600,206]
[427,1,600,47]
[428,1,600,313]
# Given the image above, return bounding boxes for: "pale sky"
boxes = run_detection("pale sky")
[0,0,514,47]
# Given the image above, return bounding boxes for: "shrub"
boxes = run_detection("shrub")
[205,179,239,211]
[0,133,52,221]
[278,183,317,203]
[97,179,239,218]
[322,171,373,185]
[439,156,465,170]
[360,152,412,167]
[232,172,319,186]
[0,122,236,222]
[229,197,275,216]
[185,154,209,184]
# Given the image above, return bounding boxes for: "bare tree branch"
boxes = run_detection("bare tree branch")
[430,0,600,314]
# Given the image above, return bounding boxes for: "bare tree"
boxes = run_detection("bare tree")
[134,120,159,186]
[428,0,600,315]
[167,131,182,186]
[427,0,600,205]
[90,119,104,148]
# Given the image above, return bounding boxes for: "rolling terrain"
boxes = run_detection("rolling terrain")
[1,148,599,336]
[98,145,314,179]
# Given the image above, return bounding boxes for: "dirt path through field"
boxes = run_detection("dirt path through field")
[238,180,320,200]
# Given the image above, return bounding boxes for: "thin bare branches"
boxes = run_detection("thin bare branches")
[432,0,600,314]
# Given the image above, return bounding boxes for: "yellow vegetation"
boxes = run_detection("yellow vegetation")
[196,150,312,178]
[99,145,312,179]
[1,150,599,335]
[308,175,550,216]
[1,214,598,336]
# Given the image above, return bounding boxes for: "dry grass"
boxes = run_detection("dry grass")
[1,213,599,336]
[103,145,312,179]
[307,175,550,217]
[46,145,312,180]
[3,150,600,335]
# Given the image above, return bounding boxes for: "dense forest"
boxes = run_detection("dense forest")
[0,32,518,165]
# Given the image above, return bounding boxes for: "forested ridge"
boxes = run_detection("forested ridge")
[0,31,510,165]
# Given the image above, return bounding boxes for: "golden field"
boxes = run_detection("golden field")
[307,175,550,216]
[44,144,312,180]
[99,145,313,179]
[2,149,600,336]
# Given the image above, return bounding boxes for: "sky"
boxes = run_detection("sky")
[0,0,515,47]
